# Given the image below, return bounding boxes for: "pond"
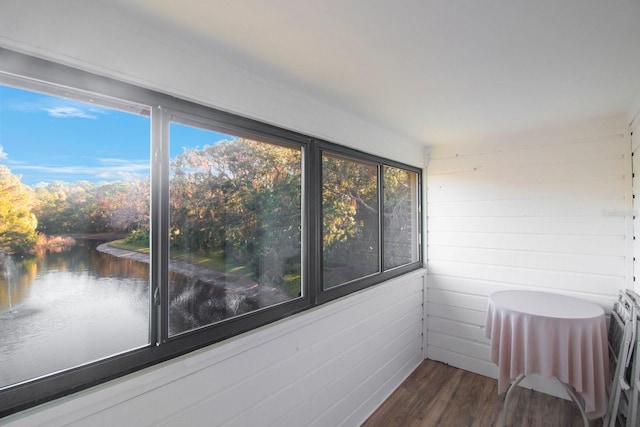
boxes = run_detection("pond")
[0,241,150,389]
[0,239,295,390]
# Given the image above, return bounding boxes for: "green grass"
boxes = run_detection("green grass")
[107,239,243,274]
[169,248,230,272]
[108,239,301,296]
[108,239,150,254]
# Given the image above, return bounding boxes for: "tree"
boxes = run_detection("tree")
[34,179,150,235]
[0,165,38,254]
[322,155,377,247]
[170,138,302,291]
[33,181,87,234]
[110,179,150,233]
[383,167,418,268]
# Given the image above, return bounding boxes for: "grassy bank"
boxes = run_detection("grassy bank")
[107,239,239,274]
[107,239,300,296]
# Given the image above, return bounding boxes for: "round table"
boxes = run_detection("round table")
[485,290,609,423]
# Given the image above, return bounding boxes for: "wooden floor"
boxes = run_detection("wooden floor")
[362,359,603,427]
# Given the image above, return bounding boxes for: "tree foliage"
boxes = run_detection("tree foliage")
[170,139,302,287]
[0,166,38,254]
[0,138,414,287]
[322,154,378,254]
[33,180,149,235]
[383,167,418,268]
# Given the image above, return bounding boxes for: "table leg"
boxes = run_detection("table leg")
[558,380,589,427]
[503,374,526,426]
[502,375,592,426]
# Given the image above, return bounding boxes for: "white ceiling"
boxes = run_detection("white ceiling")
[119,0,640,146]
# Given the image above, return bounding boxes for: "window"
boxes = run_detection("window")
[0,81,151,391]
[0,48,421,417]
[167,118,303,336]
[322,153,379,289]
[317,145,422,302]
[383,167,420,270]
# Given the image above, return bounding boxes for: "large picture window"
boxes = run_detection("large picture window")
[0,82,151,390]
[167,119,303,336]
[0,48,421,417]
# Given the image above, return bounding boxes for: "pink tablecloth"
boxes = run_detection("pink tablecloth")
[485,290,609,419]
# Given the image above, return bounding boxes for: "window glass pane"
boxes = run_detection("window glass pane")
[168,122,302,336]
[0,83,151,389]
[384,167,419,269]
[322,153,379,289]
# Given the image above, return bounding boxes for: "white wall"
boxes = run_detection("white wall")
[426,116,633,393]
[0,0,427,424]
[632,110,640,294]
[3,271,424,427]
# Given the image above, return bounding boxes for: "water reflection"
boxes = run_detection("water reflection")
[0,241,149,389]
[0,255,36,311]
[0,240,296,388]
[168,262,291,336]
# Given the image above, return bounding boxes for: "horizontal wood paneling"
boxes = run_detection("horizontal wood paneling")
[429,260,623,295]
[427,302,487,325]
[164,287,423,426]
[428,332,491,362]
[427,288,488,311]
[429,246,625,276]
[428,196,628,219]
[633,117,640,295]
[5,272,425,427]
[427,276,615,309]
[426,346,497,379]
[428,216,625,235]
[429,231,626,256]
[426,119,632,393]
[429,156,626,180]
[309,337,422,427]
[242,318,423,427]
[428,135,627,175]
[427,316,486,343]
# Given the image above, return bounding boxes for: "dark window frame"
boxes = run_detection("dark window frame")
[315,141,422,304]
[0,47,422,418]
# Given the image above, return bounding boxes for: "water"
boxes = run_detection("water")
[3,255,15,312]
[0,241,150,389]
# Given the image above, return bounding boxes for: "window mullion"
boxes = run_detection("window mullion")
[379,165,385,273]
[308,141,321,304]
[151,106,170,344]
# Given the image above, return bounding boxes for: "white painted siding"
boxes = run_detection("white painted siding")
[426,118,633,387]
[632,112,640,294]
[3,271,424,427]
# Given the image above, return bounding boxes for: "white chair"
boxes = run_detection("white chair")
[605,291,636,427]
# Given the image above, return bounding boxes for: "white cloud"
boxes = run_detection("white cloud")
[45,106,98,119]
[0,146,7,160]
[14,158,150,182]
[99,158,149,171]
[9,96,108,119]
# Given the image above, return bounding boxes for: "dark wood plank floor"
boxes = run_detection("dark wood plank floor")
[362,359,603,427]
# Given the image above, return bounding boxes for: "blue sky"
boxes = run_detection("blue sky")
[0,84,230,186]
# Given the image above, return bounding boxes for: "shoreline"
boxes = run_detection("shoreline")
[96,243,288,300]
[96,243,152,266]
[97,243,233,286]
